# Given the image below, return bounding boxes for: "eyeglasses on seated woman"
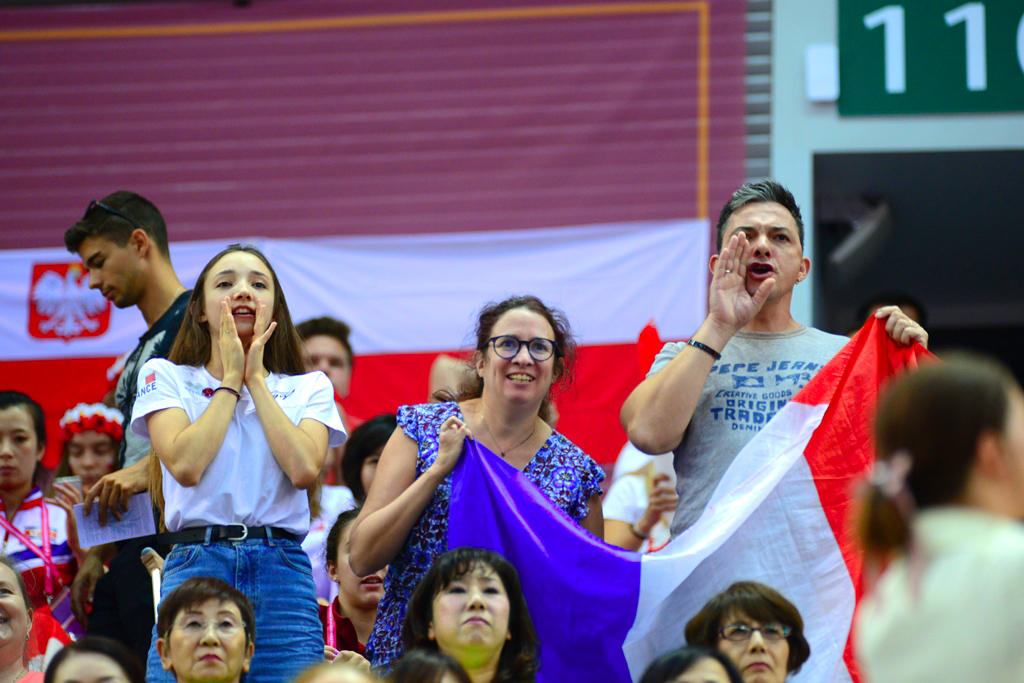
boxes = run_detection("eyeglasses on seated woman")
[684,581,809,683]
[155,577,255,683]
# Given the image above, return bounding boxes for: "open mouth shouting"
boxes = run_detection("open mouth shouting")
[747,262,775,279]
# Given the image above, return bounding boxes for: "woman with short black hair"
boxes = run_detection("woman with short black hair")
[402,547,537,683]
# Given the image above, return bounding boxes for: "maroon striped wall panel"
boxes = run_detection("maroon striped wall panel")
[0,1,745,248]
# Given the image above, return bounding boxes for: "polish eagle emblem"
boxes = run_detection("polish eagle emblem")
[29,263,110,340]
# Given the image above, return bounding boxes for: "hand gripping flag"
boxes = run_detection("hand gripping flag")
[447,317,933,682]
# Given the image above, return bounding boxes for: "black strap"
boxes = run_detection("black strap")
[156,524,301,545]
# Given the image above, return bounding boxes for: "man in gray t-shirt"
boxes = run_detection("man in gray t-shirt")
[622,180,927,535]
[648,327,846,534]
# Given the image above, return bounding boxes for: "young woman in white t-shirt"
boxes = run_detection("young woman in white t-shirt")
[131,244,345,683]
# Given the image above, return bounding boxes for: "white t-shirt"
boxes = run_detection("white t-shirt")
[856,507,1024,683]
[131,358,346,535]
[602,465,673,552]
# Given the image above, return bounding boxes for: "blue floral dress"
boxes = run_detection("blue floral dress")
[366,401,605,668]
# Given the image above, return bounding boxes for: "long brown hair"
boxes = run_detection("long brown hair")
[154,244,320,518]
[167,244,305,375]
[859,354,1018,554]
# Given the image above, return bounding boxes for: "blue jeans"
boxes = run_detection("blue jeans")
[145,535,322,683]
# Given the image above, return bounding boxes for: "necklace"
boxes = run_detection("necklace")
[480,413,537,459]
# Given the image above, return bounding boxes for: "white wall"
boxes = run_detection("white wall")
[771,0,1024,325]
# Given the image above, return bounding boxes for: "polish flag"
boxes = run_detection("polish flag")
[0,219,708,468]
[448,317,933,681]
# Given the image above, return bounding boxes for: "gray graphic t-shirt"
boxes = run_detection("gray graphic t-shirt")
[648,326,848,535]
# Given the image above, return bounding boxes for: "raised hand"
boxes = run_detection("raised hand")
[219,298,245,388]
[636,473,678,537]
[708,233,775,334]
[49,482,86,562]
[52,480,84,510]
[243,299,277,387]
[431,415,473,478]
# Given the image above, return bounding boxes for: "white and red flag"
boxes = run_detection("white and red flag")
[0,219,708,468]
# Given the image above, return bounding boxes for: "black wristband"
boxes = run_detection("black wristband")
[214,386,241,400]
[687,338,722,361]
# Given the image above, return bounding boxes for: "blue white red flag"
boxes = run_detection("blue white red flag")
[448,318,932,682]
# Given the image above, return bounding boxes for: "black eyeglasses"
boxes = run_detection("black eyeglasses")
[719,622,791,642]
[83,200,141,230]
[487,335,557,362]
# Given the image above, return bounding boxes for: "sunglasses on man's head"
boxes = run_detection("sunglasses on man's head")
[83,199,141,230]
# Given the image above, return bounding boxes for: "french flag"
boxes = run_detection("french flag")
[448,318,932,682]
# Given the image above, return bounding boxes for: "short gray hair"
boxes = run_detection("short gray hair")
[715,179,803,251]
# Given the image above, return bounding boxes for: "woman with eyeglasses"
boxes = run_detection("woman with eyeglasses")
[684,581,810,683]
[349,295,604,669]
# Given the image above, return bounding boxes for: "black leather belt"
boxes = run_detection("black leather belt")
[158,524,301,545]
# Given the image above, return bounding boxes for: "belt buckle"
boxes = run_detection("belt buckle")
[225,523,248,542]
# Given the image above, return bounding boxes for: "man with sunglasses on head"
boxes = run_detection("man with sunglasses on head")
[63,190,189,664]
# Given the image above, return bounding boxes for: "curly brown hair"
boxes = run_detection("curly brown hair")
[432,295,575,424]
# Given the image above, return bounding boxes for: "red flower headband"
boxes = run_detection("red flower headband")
[59,403,124,445]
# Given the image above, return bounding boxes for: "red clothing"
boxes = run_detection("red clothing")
[26,607,71,667]
[317,598,366,655]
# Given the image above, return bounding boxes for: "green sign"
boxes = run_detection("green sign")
[839,1,1024,115]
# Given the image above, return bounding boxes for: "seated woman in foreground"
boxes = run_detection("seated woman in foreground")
[402,547,539,683]
[855,354,1024,682]
[684,581,810,683]
[155,577,254,683]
